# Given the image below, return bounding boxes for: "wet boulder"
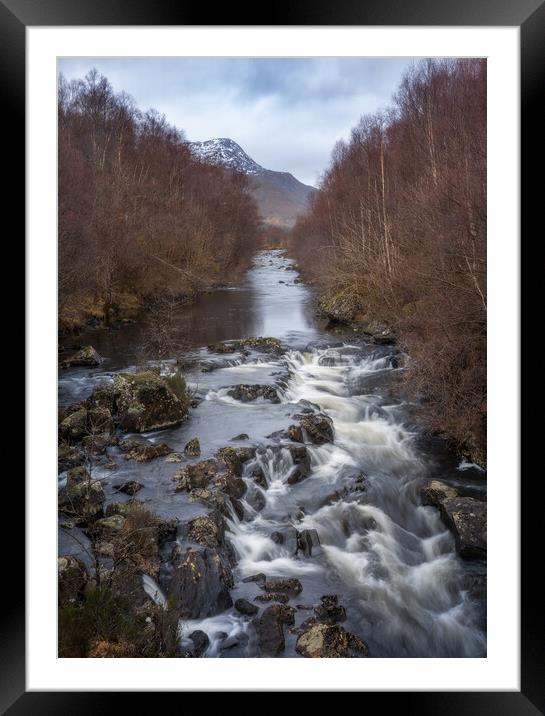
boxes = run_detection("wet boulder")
[234,598,259,616]
[166,548,234,619]
[242,573,267,585]
[421,479,459,508]
[287,463,310,485]
[422,480,486,559]
[113,371,189,433]
[262,577,303,597]
[439,497,487,559]
[113,480,143,496]
[287,444,311,468]
[253,604,296,656]
[219,632,249,652]
[287,424,304,443]
[119,438,172,462]
[296,623,369,658]
[213,473,247,499]
[207,341,239,354]
[186,512,225,549]
[276,526,299,555]
[216,446,256,477]
[208,337,282,355]
[61,345,103,368]
[297,529,321,557]
[58,555,88,606]
[238,337,282,353]
[298,413,334,444]
[189,630,210,658]
[288,413,334,445]
[174,458,220,491]
[189,487,243,521]
[254,592,289,604]
[231,433,249,441]
[184,437,201,457]
[313,595,346,625]
[251,467,267,489]
[248,487,266,513]
[227,384,280,403]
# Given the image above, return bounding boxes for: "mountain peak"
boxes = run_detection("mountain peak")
[189,137,315,227]
[190,137,264,176]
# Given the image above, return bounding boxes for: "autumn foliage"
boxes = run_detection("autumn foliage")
[58,70,259,331]
[290,60,487,463]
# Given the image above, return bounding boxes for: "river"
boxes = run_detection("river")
[59,249,487,658]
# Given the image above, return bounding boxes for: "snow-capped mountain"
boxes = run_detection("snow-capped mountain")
[189,138,315,227]
[190,138,264,176]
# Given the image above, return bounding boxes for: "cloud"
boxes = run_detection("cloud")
[58,57,413,186]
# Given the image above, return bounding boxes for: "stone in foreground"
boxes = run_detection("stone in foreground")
[113,371,189,433]
[296,623,368,658]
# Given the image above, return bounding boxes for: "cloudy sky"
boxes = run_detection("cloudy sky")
[58,57,414,187]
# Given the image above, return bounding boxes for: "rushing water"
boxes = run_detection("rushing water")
[59,249,486,658]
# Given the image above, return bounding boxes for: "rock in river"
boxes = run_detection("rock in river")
[296,623,368,658]
[421,480,486,559]
[313,595,346,625]
[185,512,225,549]
[166,548,234,619]
[184,437,201,457]
[114,480,143,496]
[61,344,103,368]
[234,598,259,616]
[253,604,296,656]
[288,413,334,445]
[439,497,487,559]
[189,630,210,658]
[113,370,189,433]
[227,384,280,403]
[174,458,219,491]
[119,438,172,462]
[261,577,303,597]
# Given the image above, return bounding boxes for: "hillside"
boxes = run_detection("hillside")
[190,138,315,227]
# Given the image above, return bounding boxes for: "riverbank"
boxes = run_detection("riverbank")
[288,274,486,469]
[58,249,486,658]
[59,272,250,337]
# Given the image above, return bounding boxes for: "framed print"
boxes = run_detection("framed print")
[7,0,538,709]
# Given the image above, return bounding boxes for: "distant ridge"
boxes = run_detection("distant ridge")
[190,138,315,228]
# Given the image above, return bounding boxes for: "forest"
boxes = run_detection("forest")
[56,58,488,661]
[290,59,487,464]
[58,70,259,332]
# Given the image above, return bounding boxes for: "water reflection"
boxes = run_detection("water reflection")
[62,250,320,374]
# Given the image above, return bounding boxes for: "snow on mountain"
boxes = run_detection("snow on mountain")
[190,138,264,176]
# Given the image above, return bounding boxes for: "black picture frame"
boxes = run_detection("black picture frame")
[7,0,537,710]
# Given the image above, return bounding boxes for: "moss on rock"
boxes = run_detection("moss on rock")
[113,370,189,433]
